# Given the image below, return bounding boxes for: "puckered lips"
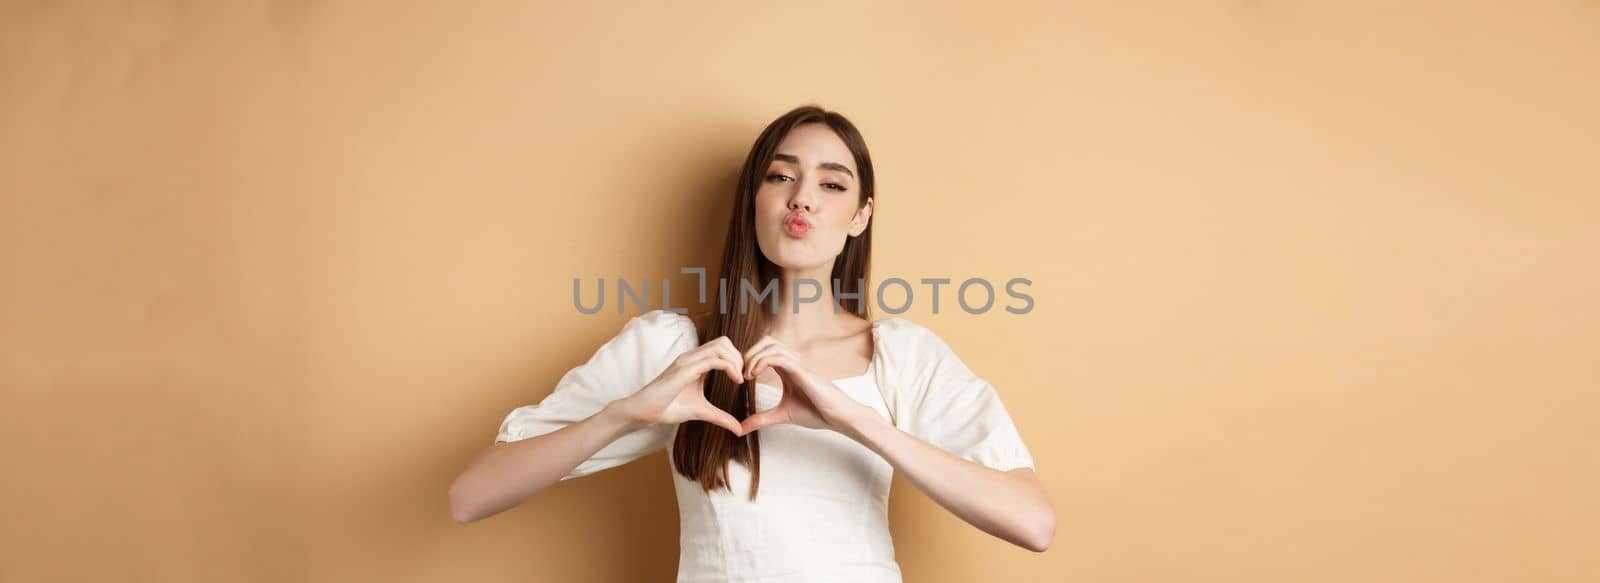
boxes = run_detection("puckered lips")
[782,210,812,237]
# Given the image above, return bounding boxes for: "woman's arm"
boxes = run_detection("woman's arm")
[841,411,1057,552]
[448,402,646,524]
[735,331,1054,551]
[449,335,745,524]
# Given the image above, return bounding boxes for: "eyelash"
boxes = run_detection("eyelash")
[766,173,848,192]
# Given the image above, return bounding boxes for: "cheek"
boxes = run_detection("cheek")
[824,204,859,230]
[754,190,786,215]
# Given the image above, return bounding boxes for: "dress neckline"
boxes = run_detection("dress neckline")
[753,317,884,389]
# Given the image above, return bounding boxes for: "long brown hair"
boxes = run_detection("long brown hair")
[671,104,876,499]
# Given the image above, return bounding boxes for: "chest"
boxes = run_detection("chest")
[750,331,874,387]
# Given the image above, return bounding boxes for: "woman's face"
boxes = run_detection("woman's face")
[753,123,873,272]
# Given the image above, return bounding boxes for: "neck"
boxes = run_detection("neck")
[768,264,848,339]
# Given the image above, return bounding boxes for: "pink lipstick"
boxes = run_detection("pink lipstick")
[783,211,812,237]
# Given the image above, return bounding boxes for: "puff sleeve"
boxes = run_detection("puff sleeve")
[876,319,1037,472]
[493,309,699,481]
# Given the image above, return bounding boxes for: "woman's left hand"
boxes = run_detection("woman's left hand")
[740,336,873,435]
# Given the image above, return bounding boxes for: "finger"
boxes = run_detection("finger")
[669,351,715,382]
[742,342,781,380]
[741,346,763,381]
[744,349,774,384]
[684,339,738,370]
[712,351,746,383]
[693,344,739,371]
[685,354,744,385]
[694,401,745,436]
[741,407,789,434]
[712,354,745,384]
[704,337,743,368]
[707,355,745,384]
[674,346,719,369]
[712,344,745,375]
[742,335,777,365]
[749,349,797,384]
[746,335,776,352]
[681,342,741,375]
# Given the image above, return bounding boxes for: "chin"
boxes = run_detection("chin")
[759,233,842,271]
[765,252,811,271]
[760,246,825,273]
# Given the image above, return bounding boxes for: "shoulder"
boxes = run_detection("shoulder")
[623,309,700,343]
[580,310,703,377]
[632,308,697,331]
[873,315,944,347]
[871,316,959,367]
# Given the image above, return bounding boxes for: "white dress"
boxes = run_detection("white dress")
[494,310,1037,582]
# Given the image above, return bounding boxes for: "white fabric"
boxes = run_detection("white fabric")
[494,309,1037,582]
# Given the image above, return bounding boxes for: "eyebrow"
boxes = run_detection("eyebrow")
[772,153,854,179]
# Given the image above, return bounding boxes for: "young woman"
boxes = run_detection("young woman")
[449,105,1055,581]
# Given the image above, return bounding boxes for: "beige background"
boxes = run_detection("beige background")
[2,1,1597,581]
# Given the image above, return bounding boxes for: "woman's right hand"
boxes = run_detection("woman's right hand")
[613,336,746,435]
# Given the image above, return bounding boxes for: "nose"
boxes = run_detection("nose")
[787,185,817,213]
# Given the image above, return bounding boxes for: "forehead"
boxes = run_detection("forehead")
[772,124,855,173]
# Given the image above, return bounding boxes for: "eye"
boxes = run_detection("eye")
[766,173,793,183]
[824,182,848,192]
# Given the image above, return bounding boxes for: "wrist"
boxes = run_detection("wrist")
[836,404,888,442]
[601,399,649,433]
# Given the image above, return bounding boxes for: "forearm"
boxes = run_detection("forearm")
[841,411,1055,552]
[449,403,645,524]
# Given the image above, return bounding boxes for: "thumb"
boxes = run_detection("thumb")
[741,407,788,434]
[694,401,745,436]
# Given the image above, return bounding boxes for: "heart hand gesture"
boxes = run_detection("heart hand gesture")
[739,336,873,435]
[616,336,746,435]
